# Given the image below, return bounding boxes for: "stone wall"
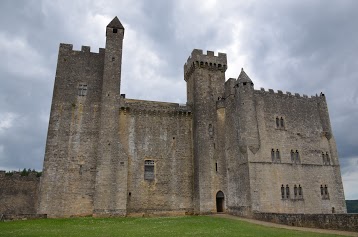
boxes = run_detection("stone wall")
[0,172,40,214]
[253,212,358,232]
[38,44,105,217]
[246,89,346,214]
[121,100,194,215]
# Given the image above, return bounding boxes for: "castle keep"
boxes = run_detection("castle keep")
[38,17,346,217]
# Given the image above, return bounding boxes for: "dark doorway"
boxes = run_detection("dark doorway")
[216,191,225,213]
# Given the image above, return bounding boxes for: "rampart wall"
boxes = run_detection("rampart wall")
[0,172,40,214]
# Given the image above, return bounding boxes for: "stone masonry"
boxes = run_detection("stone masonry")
[38,17,346,218]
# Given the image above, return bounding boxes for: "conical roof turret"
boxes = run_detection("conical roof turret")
[107,16,124,29]
[237,68,253,84]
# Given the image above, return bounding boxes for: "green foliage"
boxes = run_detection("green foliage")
[346,200,358,213]
[3,169,42,177]
[0,216,342,237]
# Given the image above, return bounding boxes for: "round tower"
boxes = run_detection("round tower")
[236,68,260,154]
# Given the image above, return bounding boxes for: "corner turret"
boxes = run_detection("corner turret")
[237,68,253,87]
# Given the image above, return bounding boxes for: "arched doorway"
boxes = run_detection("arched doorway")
[216,191,225,213]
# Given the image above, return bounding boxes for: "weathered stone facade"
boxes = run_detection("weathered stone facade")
[0,171,40,215]
[38,17,347,218]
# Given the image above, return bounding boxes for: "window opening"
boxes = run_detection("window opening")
[144,160,154,180]
[286,185,290,199]
[78,84,88,96]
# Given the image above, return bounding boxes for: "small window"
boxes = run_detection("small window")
[276,117,280,128]
[113,28,118,33]
[294,185,298,197]
[280,117,284,128]
[286,185,290,199]
[276,149,281,162]
[291,150,295,162]
[271,149,275,162]
[326,152,330,165]
[78,84,88,96]
[144,160,154,180]
[215,162,218,172]
[321,184,329,199]
[281,185,285,199]
[298,185,302,197]
[295,150,300,164]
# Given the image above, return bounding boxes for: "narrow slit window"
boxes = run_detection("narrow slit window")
[144,160,155,180]
[298,185,302,197]
[281,185,285,199]
[295,150,300,163]
[294,185,297,197]
[322,152,326,165]
[280,117,284,128]
[286,185,290,199]
[271,149,275,162]
[326,152,330,165]
[291,150,295,162]
[276,149,280,162]
[215,162,218,172]
[276,117,279,128]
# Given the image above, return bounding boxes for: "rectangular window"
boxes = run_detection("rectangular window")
[78,84,88,96]
[144,160,154,180]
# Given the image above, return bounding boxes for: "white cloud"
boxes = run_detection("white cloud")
[0,112,18,134]
[0,33,51,79]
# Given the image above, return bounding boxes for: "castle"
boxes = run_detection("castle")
[38,17,346,218]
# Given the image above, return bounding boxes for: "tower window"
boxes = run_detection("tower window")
[113,28,118,33]
[215,162,218,172]
[286,185,290,199]
[271,149,281,163]
[322,152,331,165]
[275,117,285,129]
[78,84,87,96]
[321,184,329,199]
[281,185,285,199]
[144,160,154,180]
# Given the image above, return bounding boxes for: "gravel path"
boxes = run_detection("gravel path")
[211,214,358,237]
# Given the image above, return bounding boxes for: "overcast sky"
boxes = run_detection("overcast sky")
[0,0,357,200]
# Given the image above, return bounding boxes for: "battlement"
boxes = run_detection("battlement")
[256,88,325,100]
[120,99,192,117]
[184,49,227,81]
[59,43,105,55]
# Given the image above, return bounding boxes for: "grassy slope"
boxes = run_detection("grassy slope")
[346,200,358,213]
[0,216,343,237]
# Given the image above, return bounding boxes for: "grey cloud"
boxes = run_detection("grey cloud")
[0,0,357,198]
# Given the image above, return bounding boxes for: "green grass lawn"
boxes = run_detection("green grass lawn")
[0,216,344,237]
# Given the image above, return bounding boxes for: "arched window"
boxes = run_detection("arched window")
[324,185,328,195]
[280,117,284,128]
[326,152,330,165]
[281,185,285,199]
[286,185,290,199]
[276,117,280,128]
[298,185,302,197]
[271,149,275,162]
[320,185,324,195]
[294,185,298,197]
[291,150,295,162]
[276,149,280,162]
[295,150,300,163]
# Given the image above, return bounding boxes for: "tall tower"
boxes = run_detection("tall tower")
[94,17,128,216]
[184,49,227,213]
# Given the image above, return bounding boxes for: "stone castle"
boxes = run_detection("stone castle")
[38,17,346,218]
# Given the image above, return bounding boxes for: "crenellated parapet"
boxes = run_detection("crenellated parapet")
[59,43,105,56]
[256,88,325,101]
[184,49,227,81]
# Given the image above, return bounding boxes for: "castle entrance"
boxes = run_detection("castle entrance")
[216,191,225,212]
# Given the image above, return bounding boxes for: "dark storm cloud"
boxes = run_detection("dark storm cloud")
[0,0,357,198]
